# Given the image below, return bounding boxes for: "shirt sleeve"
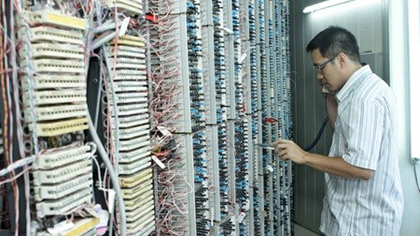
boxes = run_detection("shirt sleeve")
[340,99,385,170]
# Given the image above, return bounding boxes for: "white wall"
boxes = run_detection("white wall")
[388,0,420,235]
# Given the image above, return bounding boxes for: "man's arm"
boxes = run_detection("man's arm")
[272,139,374,180]
[304,153,374,180]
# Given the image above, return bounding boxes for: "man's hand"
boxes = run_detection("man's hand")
[271,139,308,164]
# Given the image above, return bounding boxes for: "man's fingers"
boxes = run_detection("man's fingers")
[279,150,287,157]
[273,143,288,150]
[271,139,282,145]
[280,154,289,161]
[271,138,290,145]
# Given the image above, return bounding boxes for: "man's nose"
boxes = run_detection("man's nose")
[317,70,323,80]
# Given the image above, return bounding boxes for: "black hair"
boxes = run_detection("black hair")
[306,26,361,63]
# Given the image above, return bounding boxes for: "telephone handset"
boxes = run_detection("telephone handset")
[322,86,334,95]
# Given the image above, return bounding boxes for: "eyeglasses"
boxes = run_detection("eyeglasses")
[314,54,338,73]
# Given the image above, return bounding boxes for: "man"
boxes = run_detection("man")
[272,26,404,236]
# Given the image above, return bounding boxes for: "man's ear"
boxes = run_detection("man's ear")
[337,52,347,68]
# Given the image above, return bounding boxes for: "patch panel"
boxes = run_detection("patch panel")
[123,214,155,235]
[34,174,92,201]
[33,160,91,185]
[21,75,85,90]
[108,92,148,104]
[114,69,147,77]
[125,211,154,230]
[23,90,86,106]
[24,104,88,122]
[20,42,84,60]
[108,0,144,10]
[118,148,151,164]
[111,74,147,82]
[113,126,149,140]
[119,168,153,187]
[110,114,150,128]
[121,179,153,199]
[124,200,154,219]
[33,144,91,169]
[109,81,148,92]
[20,58,85,74]
[19,26,84,45]
[118,156,151,175]
[118,136,150,151]
[126,205,155,225]
[36,188,92,217]
[105,0,144,15]
[36,218,99,236]
[106,45,146,58]
[121,174,153,190]
[34,117,88,137]
[107,58,147,70]
[186,0,211,232]
[111,35,145,48]
[123,195,154,212]
[23,10,87,30]
[61,218,100,236]
[110,44,146,53]
[109,103,148,117]
[115,34,143,44]
[125,221,155,236]
[123,189,154,208]
[5,5,102,235]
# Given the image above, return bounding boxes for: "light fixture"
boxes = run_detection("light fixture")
[303,0,356,14]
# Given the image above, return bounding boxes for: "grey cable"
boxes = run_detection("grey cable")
[94,57,104,130]
[102,42,120,236]
[86,112,126,235]
[102,50,121,169]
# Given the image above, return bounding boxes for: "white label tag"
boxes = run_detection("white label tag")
[108,189,116,214]
[85,206,99,218]
[210,208,214,226]
[237,212,246,223]
[157,126,172,137]
[152,155,165,169]
[222,27,233,35]
[47,220,74,234]
[119,17,130,36]
[239,52,247,64]
[266,165,274,172]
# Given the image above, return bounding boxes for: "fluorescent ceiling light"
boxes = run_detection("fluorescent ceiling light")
[303,0,355,14]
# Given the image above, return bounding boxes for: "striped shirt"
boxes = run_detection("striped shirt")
[319,65,404,236]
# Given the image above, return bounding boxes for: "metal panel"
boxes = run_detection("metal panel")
[254,0,265,234]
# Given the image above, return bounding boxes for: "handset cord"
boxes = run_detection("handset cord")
[303,117,329,152]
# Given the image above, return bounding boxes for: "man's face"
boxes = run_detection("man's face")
[310,48,343,92]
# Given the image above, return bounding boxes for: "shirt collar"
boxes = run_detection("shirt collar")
[335,65,373,103]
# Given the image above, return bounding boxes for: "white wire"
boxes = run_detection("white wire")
[86,111,127,235]
[9,8,30,235]
[0,156,35,178]
[94,59,104,129]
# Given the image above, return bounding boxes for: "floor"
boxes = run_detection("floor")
[294,224,321,236]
